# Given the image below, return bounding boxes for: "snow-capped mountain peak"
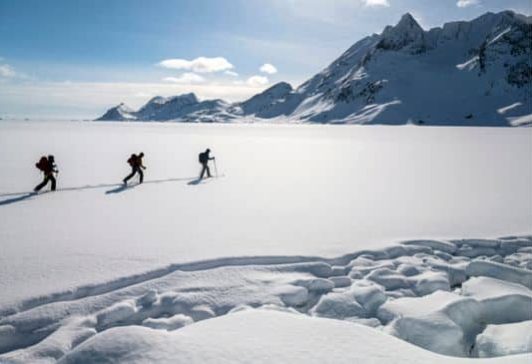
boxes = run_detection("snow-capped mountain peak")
[96,10,531,126]
[236,82,294,115]
[378,13,425,51]
[95,102,136,121]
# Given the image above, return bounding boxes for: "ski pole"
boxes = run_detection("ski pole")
[213,158,218,177]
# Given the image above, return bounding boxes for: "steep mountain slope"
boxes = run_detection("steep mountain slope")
[280,11,531,125]
[96,11,531,126]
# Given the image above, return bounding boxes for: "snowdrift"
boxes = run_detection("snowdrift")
[57,310,531,364]
[0,236,530,363]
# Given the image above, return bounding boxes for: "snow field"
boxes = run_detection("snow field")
[0,122,530,362]
[0,236,530,362]
[2,122,530,309]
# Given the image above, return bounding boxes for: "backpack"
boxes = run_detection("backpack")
[127,155,137,167]
[35,156,48,172]
[198,152,207,164]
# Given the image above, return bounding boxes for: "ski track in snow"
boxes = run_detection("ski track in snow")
[0,236,530,363]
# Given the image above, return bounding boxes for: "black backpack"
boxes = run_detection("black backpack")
[198,152,207,164]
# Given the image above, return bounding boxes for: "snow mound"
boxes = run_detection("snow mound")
[474,321,532,358]
[466,260,532,288]
[58,309,532,364]
[142,314,193,331]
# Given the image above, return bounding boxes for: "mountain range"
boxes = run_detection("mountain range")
[96,11,531,126]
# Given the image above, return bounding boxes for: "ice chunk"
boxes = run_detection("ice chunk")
[383,245,408,259]
[380,291,483,356]
[96,300,137,328]
[466,260,532,288]
[310,283,384,320]
[388,314,467,357]
[396,264,421,277]
[279,286,309,307]
[142,314,193,331]
[350,282,387,315]
[499,238,532,255]
[377,290,464,323]
[366,268,411,290]
[331,266,347,276]
[452,239,500,249]
[410,271,450,296]
[474,320,532,358]
[296,278,335,292]
[137,290,158,308]
[461,277,532,324]
[311,291,366,319]
[457,245,498,258]
[330,276,352,288]
[402,240,457,254]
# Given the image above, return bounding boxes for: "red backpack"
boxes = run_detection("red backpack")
[35,156,49,172]
[127,154,137,167]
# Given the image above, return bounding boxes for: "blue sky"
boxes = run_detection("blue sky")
[0,0,530,118]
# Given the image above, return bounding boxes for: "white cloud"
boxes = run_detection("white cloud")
[246,75,269,87]
[456,0,480,8]
[163,73,206,84]
[158,57,233,73]
[224,70,239,77]
[0,64,17,78]
[363,0,390,7]
[259,63,278,74]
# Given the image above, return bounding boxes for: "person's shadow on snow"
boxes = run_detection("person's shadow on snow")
[187,178,203,186]
[0,192,39,206]
[105,184,137,194]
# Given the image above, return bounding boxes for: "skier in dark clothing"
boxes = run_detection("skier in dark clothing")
[123,152,146,185]
[198,148,215,179]
[34,155,58,192]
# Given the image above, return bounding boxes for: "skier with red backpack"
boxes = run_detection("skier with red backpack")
[34,155,58,192]
[123,152,146,185]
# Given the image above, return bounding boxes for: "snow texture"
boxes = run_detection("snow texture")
[55,310,532,364]
[0,234,530,362]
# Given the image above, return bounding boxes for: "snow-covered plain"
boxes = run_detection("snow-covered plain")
[0,121,531,362]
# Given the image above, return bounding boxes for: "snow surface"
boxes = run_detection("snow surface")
[1,121,531,308]
[0,121,531,362]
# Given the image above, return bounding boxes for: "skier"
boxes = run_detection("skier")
[198,148,215,179]
[34,155,58,192]
[123,152,146,185]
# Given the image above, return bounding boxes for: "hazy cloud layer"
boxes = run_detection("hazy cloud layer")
[163,73,206,84]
